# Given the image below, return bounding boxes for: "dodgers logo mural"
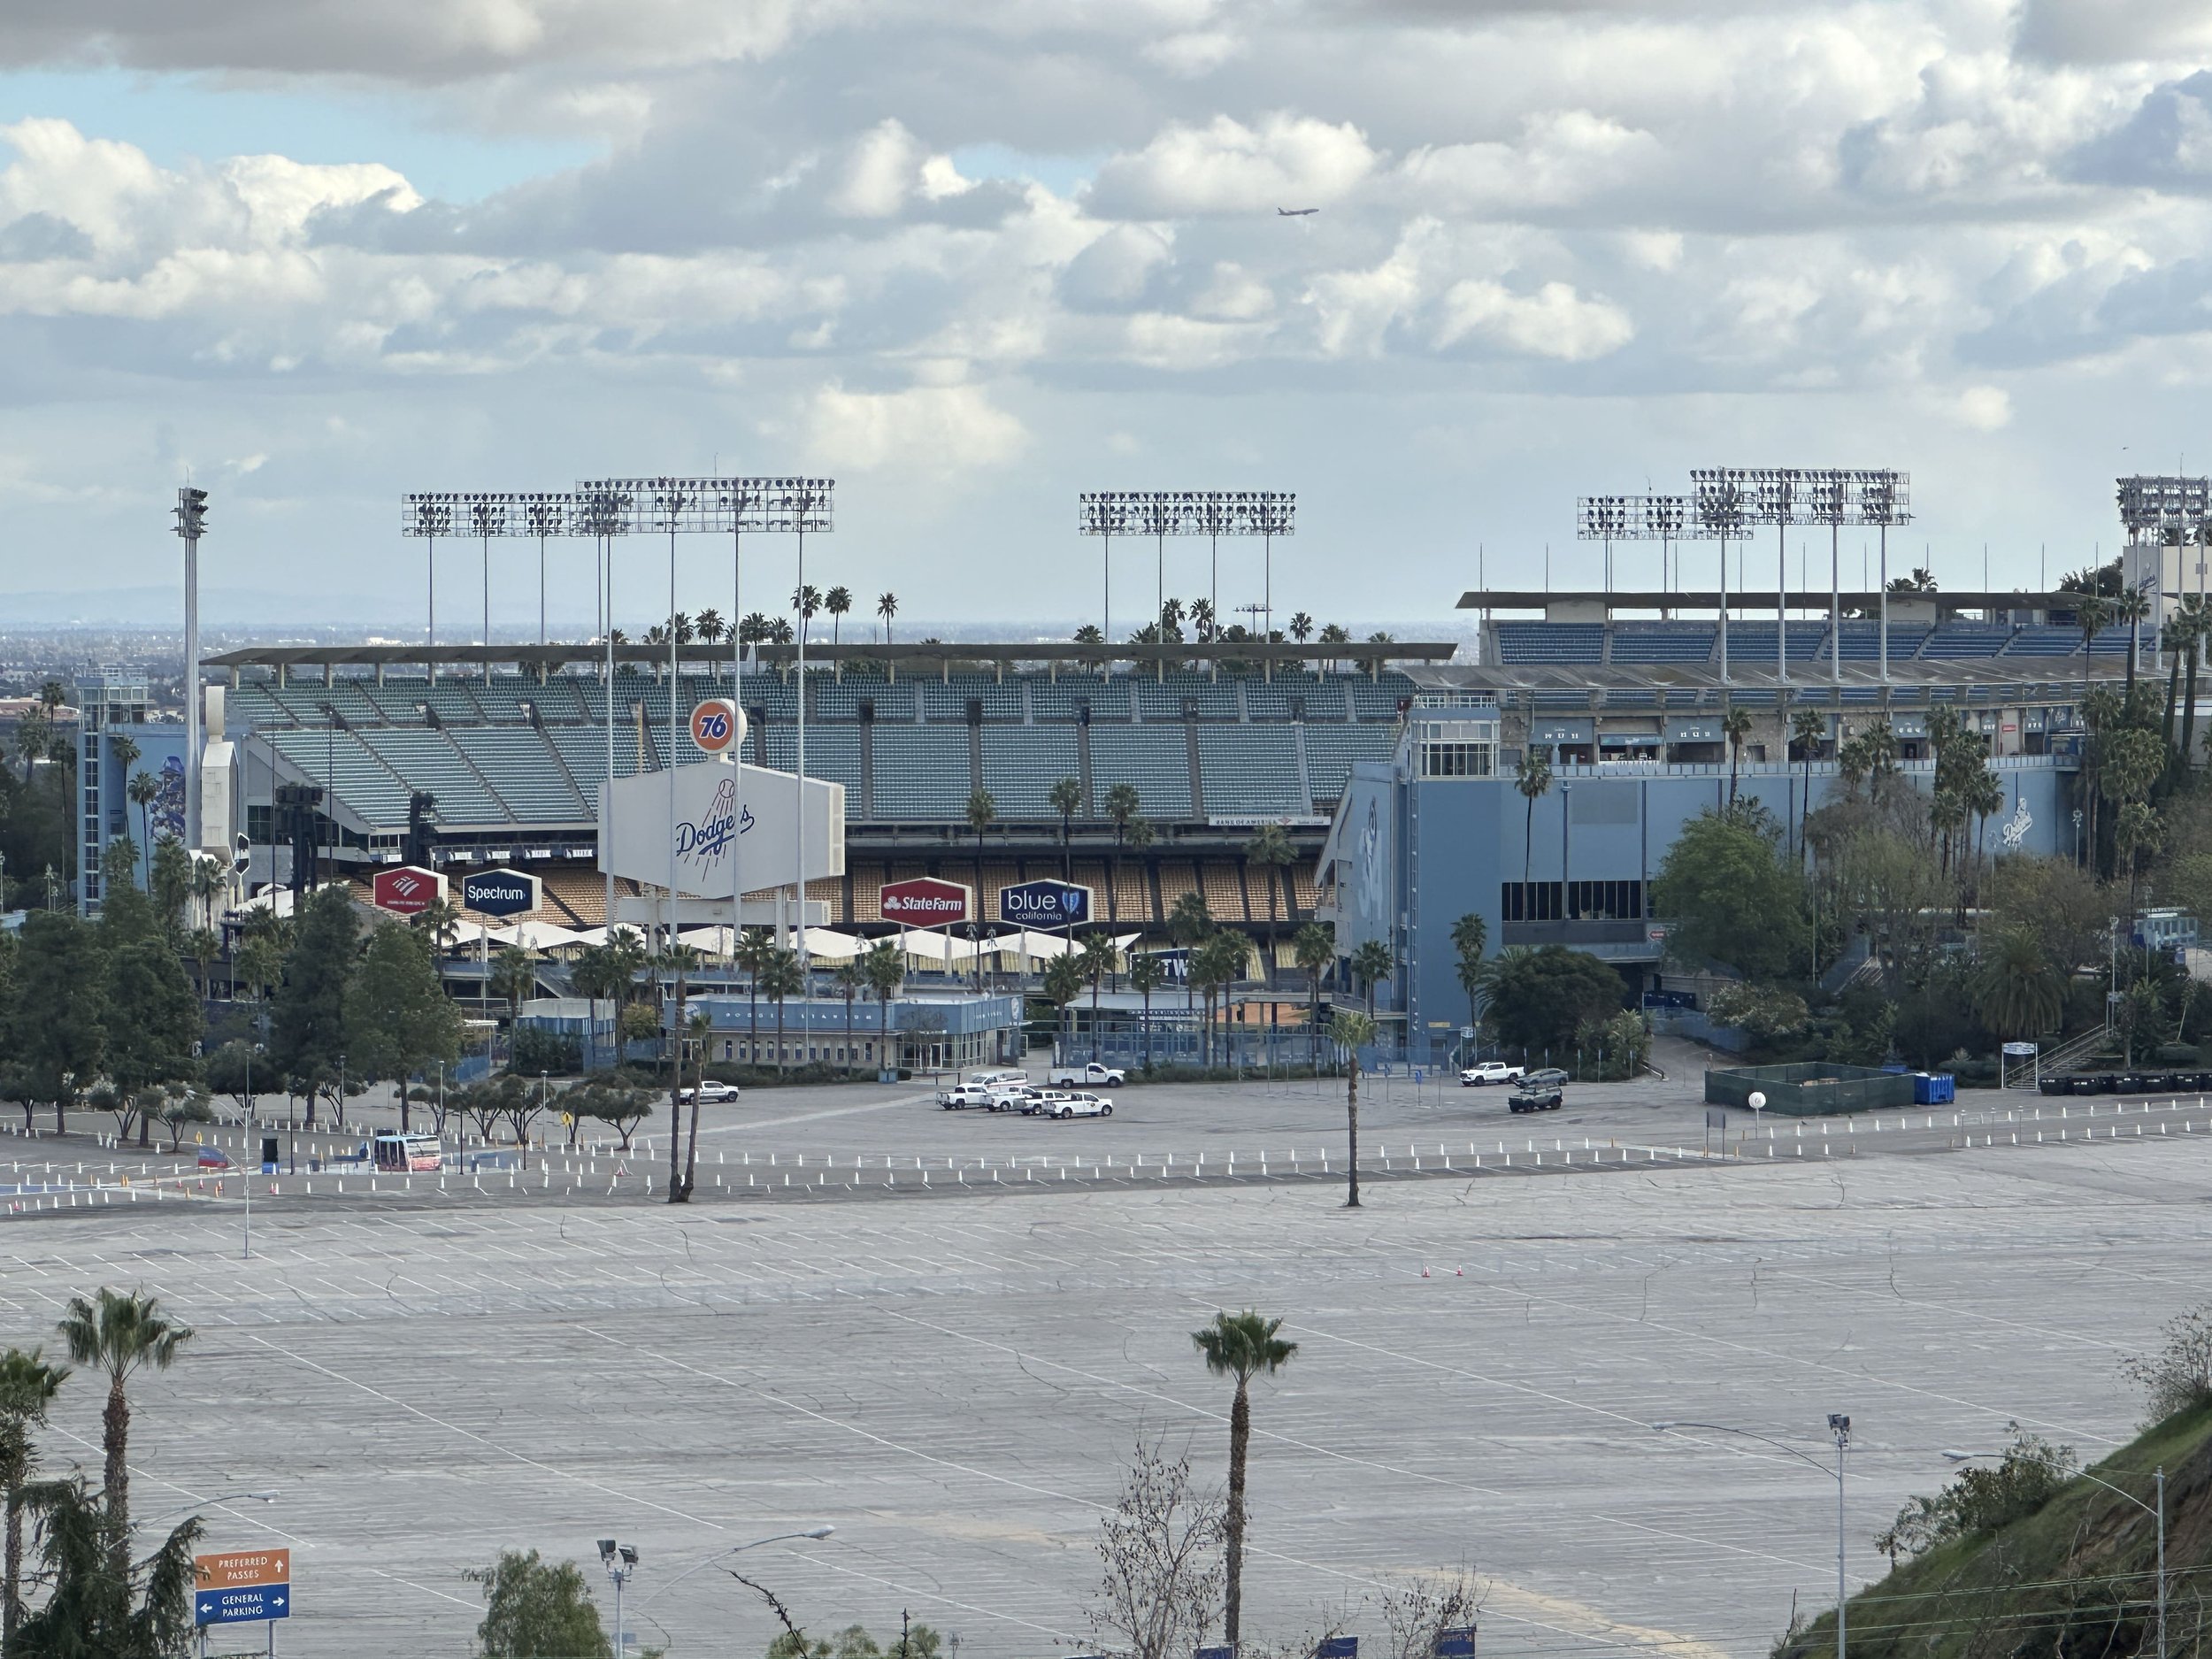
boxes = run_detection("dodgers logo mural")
[673,775,756,876]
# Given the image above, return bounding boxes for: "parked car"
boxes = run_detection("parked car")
[969,1069,1029,1093]
[1018,1089,1073,1117]
[1458,1061,1525,1087]
[937,1084,995,1110]
[1047,1061,1128,1088]
[676,1079,741,1105]
[986,1082,1035,1112]
[1041,1092,1115,1119]
[1508,1069,1567,1113]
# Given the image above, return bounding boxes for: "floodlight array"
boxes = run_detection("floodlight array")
[1576,495,1694,540]
[575,476,834,534]
[2117,475,2211,536]
[1079,490,1295,536]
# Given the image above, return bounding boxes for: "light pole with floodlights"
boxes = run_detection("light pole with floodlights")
[634,1524,835,1611]
[1655,1416,1851,1659]
[598,1540,641,1654]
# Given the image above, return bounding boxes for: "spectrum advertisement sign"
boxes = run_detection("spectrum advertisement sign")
[461,867,541,918]
[996,878,1093,928]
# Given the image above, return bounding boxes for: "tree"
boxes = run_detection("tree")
[1168,891,1212,1021]
[1103,783,1141,925]
[1294,921,1334,1065]
[149,1087,214,1153]
[567,1082,654,1149]
[1126,952,1164,1071]
[487,946,539,1019]
[863,940,905,1072]
[473,1549,612,1659]
[1079,932,1119,1060]
[1720,704,1755,805]
[1790,706,1826,864]
[876,591,898,642]
[824,586,852,647]
[1515,748,1552,893]
[2113,580,2152,694]
[759,946,804,1071]
[1479,945,1627,1057]
[1048,777,1083,881]
[1350,937,1394,1018]
[1244,821,1294,987]
[1330,1009,1375,1208]
[56,1289,193,1566]
[1191,933,1248,1068]
[732,927,774,1062]
[1972,926,2063,1041]
[101,939,201,1146]
[2122,1302,2212,1425]
[1190,1311,1297,1648]
[1087,1439,1225,1659]
[1449,912,1486,1039]
[832,958,865,1073]
[124,774,160,891]
[1043,952,1086,1056]
[9,1479,200,1659]
[0,1348,66,1649]
[1649,806,1806,982]
[346,921,463,1102]
[964,788,996,911]
[267,885,360,1125]
[9,911,105,1133]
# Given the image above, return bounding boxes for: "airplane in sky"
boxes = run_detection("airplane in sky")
[1276,206,1318,217]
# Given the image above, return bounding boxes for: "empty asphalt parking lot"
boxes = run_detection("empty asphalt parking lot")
[2,1127,2203,1659]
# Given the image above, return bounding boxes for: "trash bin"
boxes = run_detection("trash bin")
[260,1135,280,1174]
[1912,1072,1955,1105]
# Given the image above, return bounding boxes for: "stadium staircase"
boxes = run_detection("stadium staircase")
[1183,717,1205,818]
[2011,1025,2111,1088]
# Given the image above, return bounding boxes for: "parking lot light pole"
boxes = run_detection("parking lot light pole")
[1655,1417,1850,1659]
[1945,1450,2163,1658]
[634,1525,834,1610]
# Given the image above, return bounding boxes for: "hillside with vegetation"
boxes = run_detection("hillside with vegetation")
[1778,1310,2212,1659]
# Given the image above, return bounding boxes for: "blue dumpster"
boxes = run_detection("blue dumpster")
[1913,1072,1956,1105]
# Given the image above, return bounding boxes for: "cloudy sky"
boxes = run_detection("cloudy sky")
[4,0,2212,633]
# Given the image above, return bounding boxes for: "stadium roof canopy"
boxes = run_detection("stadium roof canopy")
[206,640,1458,673]
[1456,588,2076,612]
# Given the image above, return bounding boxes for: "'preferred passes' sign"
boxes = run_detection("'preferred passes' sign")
[194,1550,292,1627]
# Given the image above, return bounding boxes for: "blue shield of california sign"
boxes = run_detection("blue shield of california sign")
[996,878,1092,928]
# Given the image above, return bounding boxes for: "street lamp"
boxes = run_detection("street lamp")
[598,1540,641,1654]
[1654,1416,1852,1659]
[1945,1448,2165,1658]
[634,1525,835,1609]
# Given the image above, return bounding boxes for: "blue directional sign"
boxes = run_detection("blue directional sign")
[996,878,1092,928]
[1198,1647,1237,1659]
[196,1584,291,1626]
[1315,1640,1357,1659]
[1434,1630,1477,1659]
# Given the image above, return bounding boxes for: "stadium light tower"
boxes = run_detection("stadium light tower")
[1806,471,1847,687]
[1578,495,1694,620]
[174,486,208,850]
[1852,470,1911,684]
[572,486,628,933]
[1690,470,1749,685]
[1576,495,1632,599]
[1079,492,1137,646]
[520,494,571,646]
[403,495,457,681]
[1746,469,1808,683]
[462,494,511,678]
[1242,490,1296,638]
[2118,474,2208,669]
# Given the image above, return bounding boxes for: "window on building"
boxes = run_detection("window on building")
[1501,880,1646,921]
[1419,741,1494,778]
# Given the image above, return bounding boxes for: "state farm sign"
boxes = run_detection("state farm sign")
[880,876,971,924]
[371,864,445,917]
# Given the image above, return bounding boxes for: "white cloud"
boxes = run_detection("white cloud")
[1435,278,1633,360]
[1141,29,1243,77]
[1952,383,2012,428]
[804,380,1028,472]
[1088,113,1377,217]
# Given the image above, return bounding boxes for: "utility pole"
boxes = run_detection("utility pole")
[175,487,209,850]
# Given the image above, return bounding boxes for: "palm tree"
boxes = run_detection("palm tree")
[825,587,852,647]
[1720,704,1754,805]
[832,958,865,1073]
[488,946,538,1019]
[1126,952,1164,1071]
[1972,926,2062,1040]
[733,928,772,1063]
[1190,1311,1298,1649]
[126,772,160,889]
[864,941,905,1072]
[965,788,996,916]
[2113,582,2151,695]
[57,1288,193,1562]
[1102,784,1141,923]
[1449,912,1486,1053]
[1168,890,1213,1025]
[695,608,726,645]
[877,591,898,642]
[1350,937,1394,1019]
[791,585,821,630]
[759,945,803,1071]
[1289,611,1314,642]
[1790,706,1825,864]
[1244,821,1295,987]
[1048,776,1083,881]
[1043,953,1086,1061]
[1515,748,1552,897]
[1079,932,1119,1060]
[2178,593,2210,771]
[1194,932,1250,1068]
[0,1346,67,1647]
[1331,1009,1377,1207]
[1294,921,1334,1066]
[415,897,463,958]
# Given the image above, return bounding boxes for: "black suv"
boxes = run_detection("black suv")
[1508,1069,1568,1112]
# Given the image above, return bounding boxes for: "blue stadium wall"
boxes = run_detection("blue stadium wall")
[1331,758,2076,1064]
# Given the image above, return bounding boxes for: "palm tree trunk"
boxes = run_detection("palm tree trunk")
[4,1438,25,1648]
[2185,638,2202,772]
[1225,1379,1251,1647]
[773,1000,786,1073]
[1141,987,1151,1069]
[1345,1062,1361,1209]
[845,998,856,1075]
[103,1377,129,1565]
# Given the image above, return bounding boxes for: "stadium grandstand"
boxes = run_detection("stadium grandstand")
[198,639,1452,965]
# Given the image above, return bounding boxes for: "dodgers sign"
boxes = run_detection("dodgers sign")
[600,763,843,900]
[461,867,541,918]
[997,878,1093,927]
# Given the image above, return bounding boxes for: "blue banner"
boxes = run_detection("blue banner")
[997,879,1092,928]
[196,1585,291,1626]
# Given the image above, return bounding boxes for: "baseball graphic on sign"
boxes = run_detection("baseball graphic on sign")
[689,698,746,756]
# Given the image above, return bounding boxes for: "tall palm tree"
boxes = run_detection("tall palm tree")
[1972,926,2062,1040]
[864,940,904,1072]
[759,945,803,1071]
[0,1346,68,1648]
[2112,582,2151,695]
[877,591,898,643]
[1514,747,1552,899]
[1720,704,1754,806]
[733,928,772,1062]
[1331,1009,1377,1207]
[126,772,161,889]
[1126,952,1164,1071]
[1244,821,1294,988]
[56,1288,193,1563]
[1790,706,1825,864]
[832,958,865,1073]
[1078,932,1119,1061]
[1103,783,1141,925]
[2177,593,2210,772]
[1191,1311,1299,1648]
[1168,890,1212,1024]
[965,788,997,921]
[1350,937,1394,1019]
[825,587,852,647]
[695,608,726,646]
[1288,611,1314,642]
[1294,921,1334,1066]
[1048,777,1083,881]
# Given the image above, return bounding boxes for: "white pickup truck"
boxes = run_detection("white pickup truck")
[1047,1060,1127,1088]
[937,1083,995,1110]
[1457,1061,1525,1087]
